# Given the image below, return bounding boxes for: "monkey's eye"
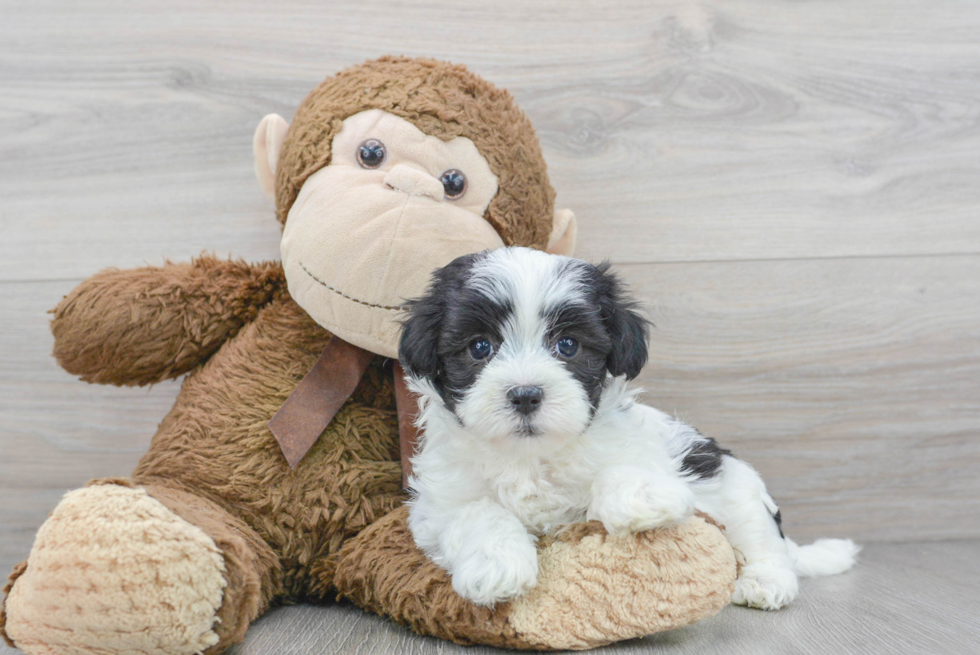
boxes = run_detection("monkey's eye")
[469,338,494,360]
[555,337,579,358]
[440,169,467,199]
[356,139,387,169]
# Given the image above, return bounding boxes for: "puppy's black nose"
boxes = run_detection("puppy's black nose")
[507,386,544,415]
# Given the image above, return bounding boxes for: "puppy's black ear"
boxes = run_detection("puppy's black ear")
[594,262,650,380]
[399,252,481,379]
[399,292,444,380]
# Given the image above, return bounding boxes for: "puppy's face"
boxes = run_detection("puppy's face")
[400,248,648,448]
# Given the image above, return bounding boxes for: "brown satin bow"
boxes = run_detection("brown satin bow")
[267,337,420,489]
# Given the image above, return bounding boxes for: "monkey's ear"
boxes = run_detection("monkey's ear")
[546,208,578,256]
[253,114,290,201]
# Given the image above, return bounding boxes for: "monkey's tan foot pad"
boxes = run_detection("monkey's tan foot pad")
[2,484,227,655]
[333,505,737,650]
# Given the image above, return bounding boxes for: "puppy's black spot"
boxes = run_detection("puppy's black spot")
[772,508,785,538]
[680,437,732,480]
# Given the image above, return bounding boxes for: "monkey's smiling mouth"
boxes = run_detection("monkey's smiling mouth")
[299,261,408,312]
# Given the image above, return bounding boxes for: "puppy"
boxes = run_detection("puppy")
[399,247,858,609]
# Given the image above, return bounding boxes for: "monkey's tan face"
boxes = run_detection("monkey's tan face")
[280,109,505,357]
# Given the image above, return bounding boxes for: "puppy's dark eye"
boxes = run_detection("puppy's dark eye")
[469,338,494,360]
[555,337,579,358]
[440,169,467,199]
[357,139,386,169]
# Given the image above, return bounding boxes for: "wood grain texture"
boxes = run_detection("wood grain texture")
[625,256,980,542]
[3,0,980,279]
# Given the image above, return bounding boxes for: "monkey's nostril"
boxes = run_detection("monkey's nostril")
[507,386,544,416]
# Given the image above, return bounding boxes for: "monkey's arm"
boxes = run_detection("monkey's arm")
[51,255,284,386]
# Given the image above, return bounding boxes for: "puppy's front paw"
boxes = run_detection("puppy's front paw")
[588,467,696,537]
[732,561,799,610]
[451,539,539,606]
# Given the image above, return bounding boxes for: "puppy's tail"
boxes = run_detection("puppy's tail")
[786,537,861,578]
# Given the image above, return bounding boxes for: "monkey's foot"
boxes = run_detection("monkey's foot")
[334,506,736,650]
[2,484,227,655]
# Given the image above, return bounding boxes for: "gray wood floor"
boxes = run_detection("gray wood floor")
[1,0,979,653]
[1,540,976,655]
[224,540,980,655]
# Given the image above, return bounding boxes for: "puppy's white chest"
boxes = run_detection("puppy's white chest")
[491,465,591,535]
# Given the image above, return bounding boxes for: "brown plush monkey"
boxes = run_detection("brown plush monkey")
[1,57,735,655]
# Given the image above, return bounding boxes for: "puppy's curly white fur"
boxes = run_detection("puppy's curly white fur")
[399,247,859,608]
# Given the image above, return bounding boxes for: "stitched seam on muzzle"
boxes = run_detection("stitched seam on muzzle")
[299,262,408,312]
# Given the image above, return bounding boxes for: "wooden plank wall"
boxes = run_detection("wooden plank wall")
[1,1,978,573]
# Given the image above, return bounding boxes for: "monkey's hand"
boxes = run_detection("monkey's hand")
[51,255,284,386]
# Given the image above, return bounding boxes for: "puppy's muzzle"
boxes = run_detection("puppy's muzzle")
[507,386,544,416]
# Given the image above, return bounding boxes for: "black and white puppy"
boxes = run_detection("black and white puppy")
[399,247,858,608]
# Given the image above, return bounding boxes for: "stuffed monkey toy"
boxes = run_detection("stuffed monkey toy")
[1,57,735,654]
